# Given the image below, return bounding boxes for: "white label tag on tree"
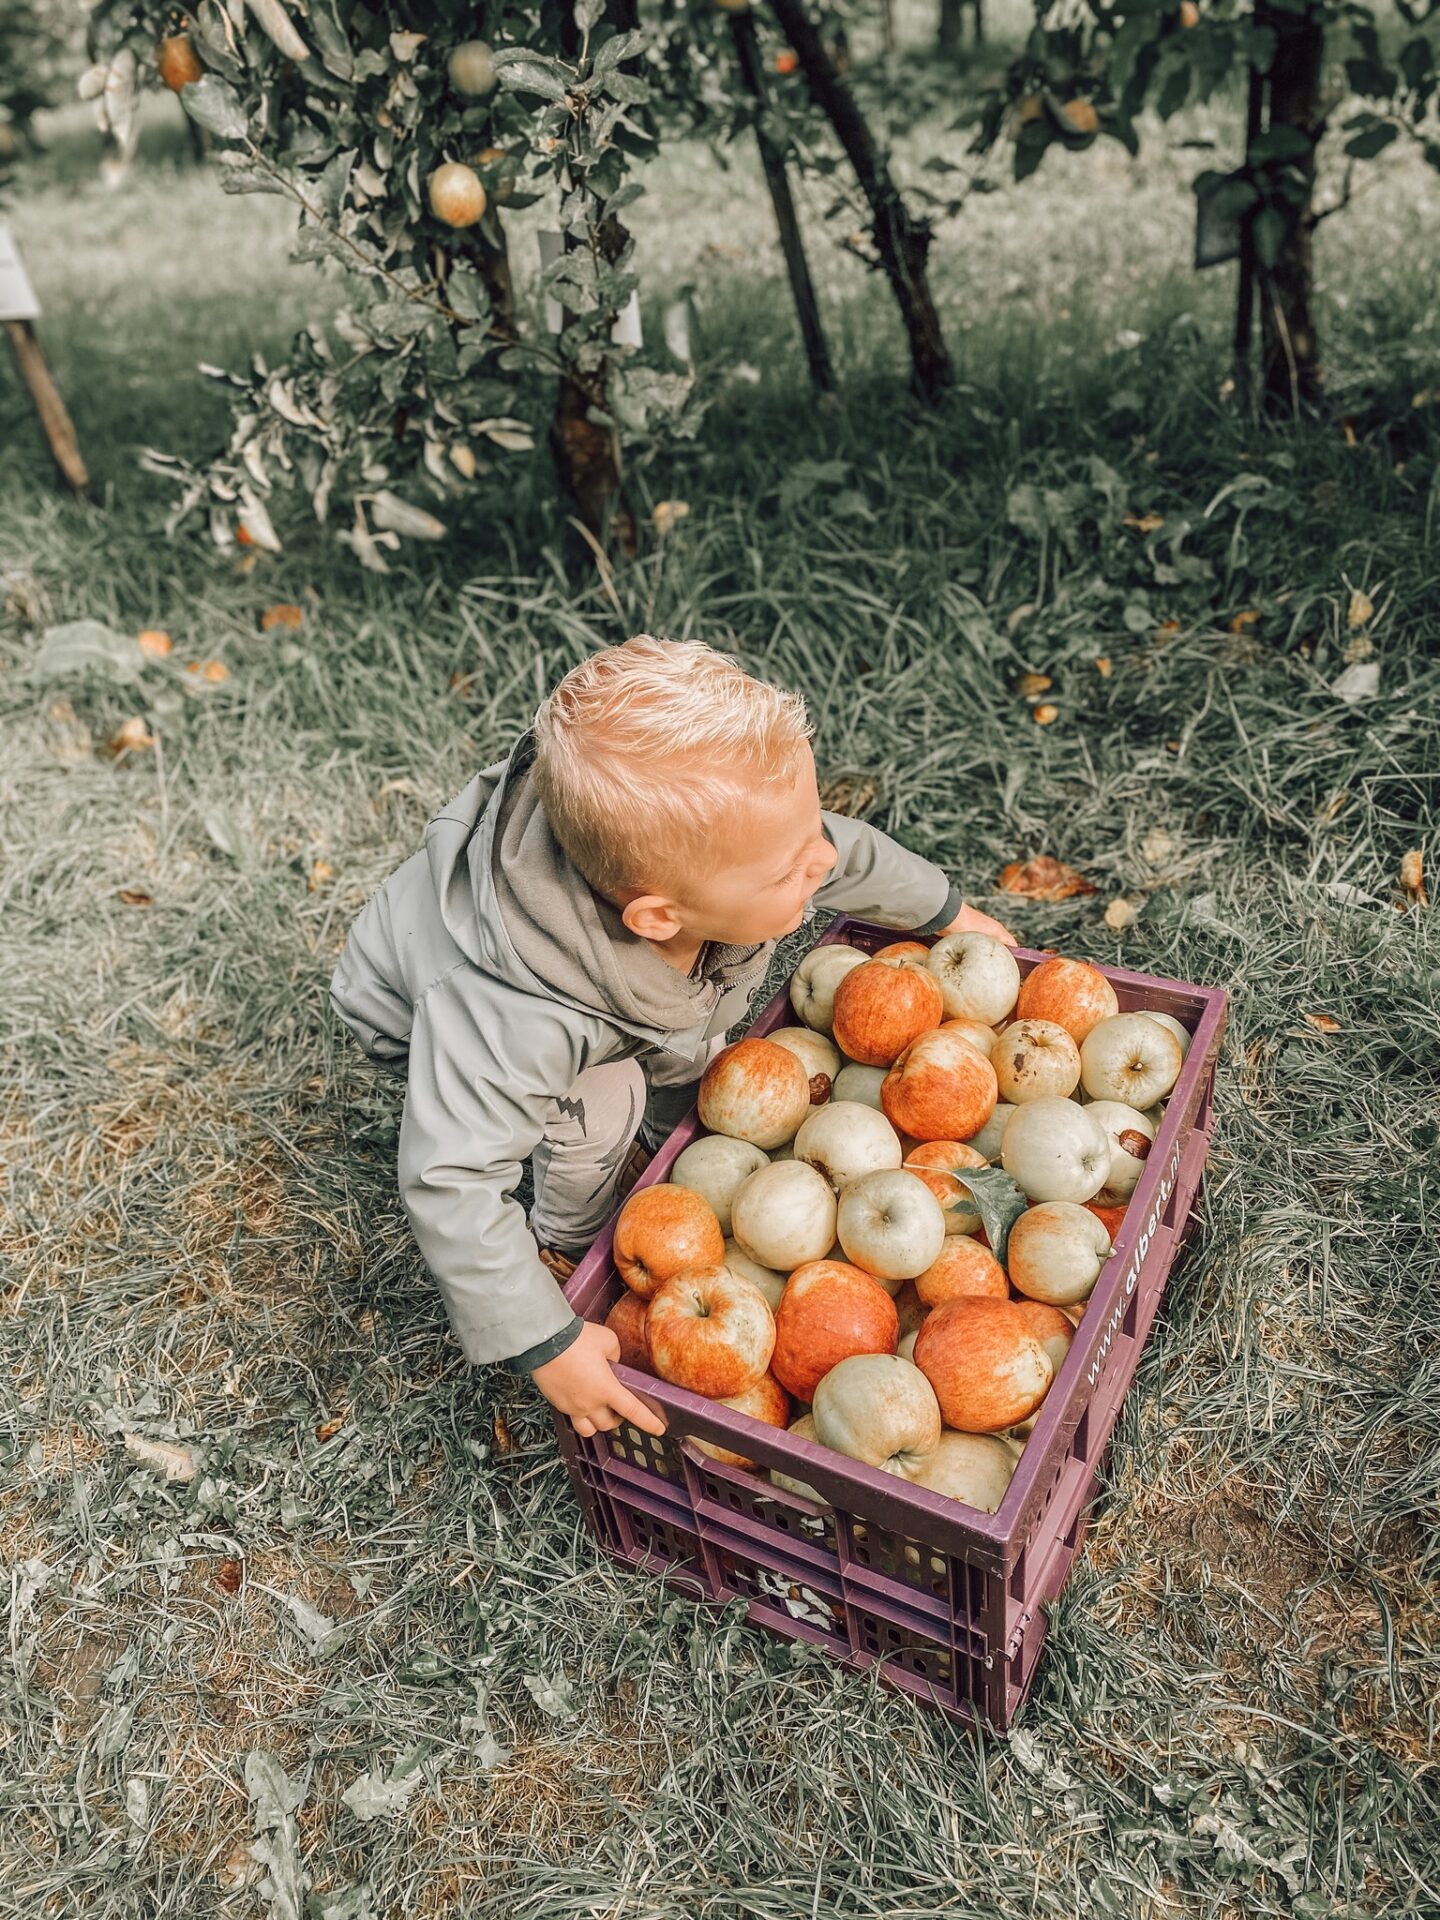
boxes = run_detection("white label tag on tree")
[0,224,41,321]
[539,229,641,346]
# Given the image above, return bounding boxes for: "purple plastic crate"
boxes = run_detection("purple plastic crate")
[555,916,1228,1729]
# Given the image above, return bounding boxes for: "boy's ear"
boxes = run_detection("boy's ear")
[621,894,684,942]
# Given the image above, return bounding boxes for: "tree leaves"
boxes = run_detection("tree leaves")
[31,620,140,685]
[955,1167,1030,1267]
[181,75,248,142]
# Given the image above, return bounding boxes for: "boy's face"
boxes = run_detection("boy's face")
[620,746,837,950]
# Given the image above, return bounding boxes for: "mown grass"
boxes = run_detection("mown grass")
[3,14,1439,1918]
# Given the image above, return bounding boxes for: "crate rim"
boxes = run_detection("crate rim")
[564,915,1227,1557]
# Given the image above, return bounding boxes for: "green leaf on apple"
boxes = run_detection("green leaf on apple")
[957,1166,1029,1266]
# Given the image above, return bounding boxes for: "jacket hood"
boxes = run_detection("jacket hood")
[423,732,773,1056]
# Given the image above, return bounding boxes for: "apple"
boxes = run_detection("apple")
[897,1328,919,1362]
[647,1264,776,1398]
[769,1412,828,1504]
[1141,1009,1192,1059]
[811,1353,941,1477]
[789,944,867,1033]
[831,959,945,1067]
[926,932,1021,1025]
[729,1160,837,1271]
[912,1296,1053,1432]
[1013,1299,1075,1375]
[427,162,488,229]
[613,1183,725,1299]
[698,1036,811,1149]
[1080,1013,1184,1107]
[1082,1099,1156,1199]
[909,1430,1017,1512]
[963,1100,1015,1161]
[913,1234,1008,1308]
[604,1291,652,1372]
[793,1100,903,1191]
[771,1259,898,1400]
[893,1279,928,1337]
[1007,1201,1112,1304]
[689,1371,791,1469]
[991,1018,1082,1104]
[831,1062,887,1110]
[1085,1198,1129,1239]
[447,39,498,97]
[902,1140,988,1235]
[1015,955,1119,1043]
[670,1134,768,1235]
[767,1024,842,1103]
[1000,1096,1110,1203]
[723,1238,787,1310]
[939,1017,998,1058]
[882,1026,998,1142]
[873,940,930,964]
[836,1168,947,1282]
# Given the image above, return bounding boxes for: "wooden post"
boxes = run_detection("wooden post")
[728,10,835,395]
[1255,0,1325,414]
[3,319,90,494]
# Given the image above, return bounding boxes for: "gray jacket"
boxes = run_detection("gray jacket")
[329,734,961,1374]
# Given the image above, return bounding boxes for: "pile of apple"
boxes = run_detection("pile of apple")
[603,936,1191,1519]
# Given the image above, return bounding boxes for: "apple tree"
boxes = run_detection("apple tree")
[974,1,1440,413]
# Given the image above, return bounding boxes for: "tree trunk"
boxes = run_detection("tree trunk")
[771,0,952,404]
[548,1,638,556]
[938,0,963,58]
[1256,0,1325,414]
[728,10,835,393]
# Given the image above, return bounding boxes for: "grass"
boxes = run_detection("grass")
[3,11,1439,1916]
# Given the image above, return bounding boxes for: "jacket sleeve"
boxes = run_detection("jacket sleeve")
[811,811,963,933]
[397,965,592,1373]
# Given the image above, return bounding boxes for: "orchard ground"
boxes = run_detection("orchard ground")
[3,12,1438,1917]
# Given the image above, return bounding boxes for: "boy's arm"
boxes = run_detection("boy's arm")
[811,810,964,933]
[397,970,590,1372]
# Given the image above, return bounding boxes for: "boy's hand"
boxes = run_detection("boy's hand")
[532,1319,667,1440]
[939,903,1019,947]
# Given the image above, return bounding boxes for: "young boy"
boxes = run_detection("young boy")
[330,637,1014,1442]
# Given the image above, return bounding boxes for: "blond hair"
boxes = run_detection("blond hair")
[532,635,813,896]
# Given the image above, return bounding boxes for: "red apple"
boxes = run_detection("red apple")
[613,1183,725,1299]
[811,1352,941,1476]
[893,1278,929,1337]
[689,1370,791,1468]
[902,1140,989,1235]
[939,1016,999,1058]
[913,1234,1008,1308]
[771,1259,898,1401]
[882,1026,998,1142]
[912,1296,1053,1432]
[1015,955,1119,1043]
[1013,1298,1075,1375]
[604,1291,652,1372]
[1085,1198,1129,1239]
[647,1264,776,1398]
[698,1037,811,1149]
[831,958,944,1067]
